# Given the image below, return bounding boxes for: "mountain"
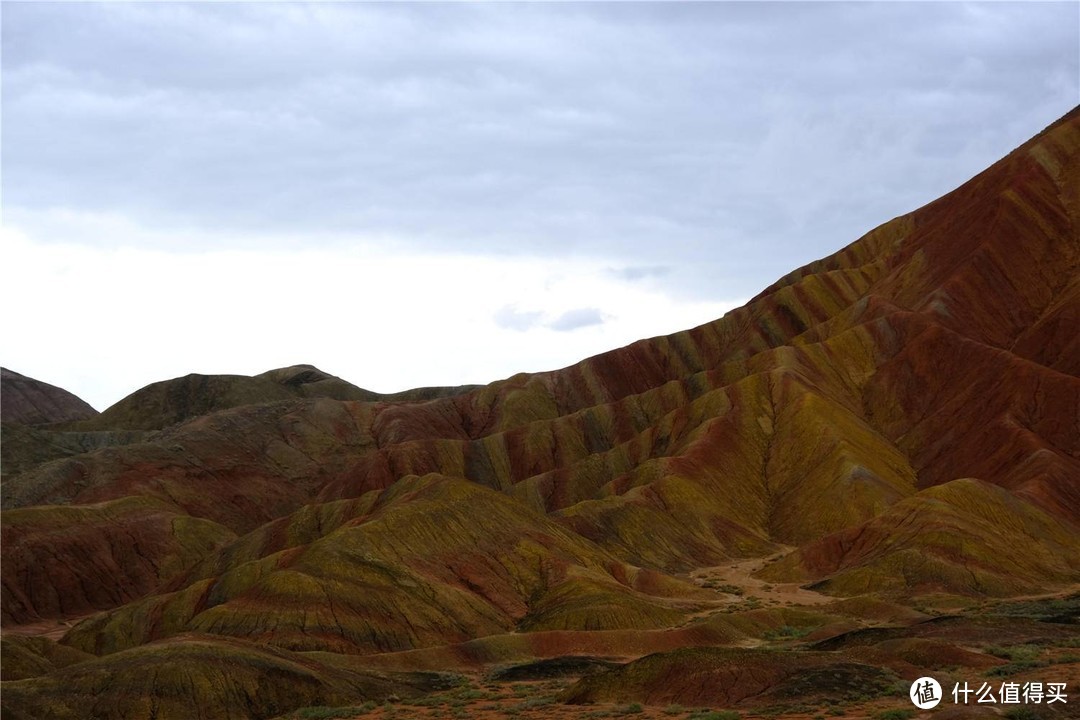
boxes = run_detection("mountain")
[69,364,479,433]
[0,368,98,425]
[2,107,1078,720]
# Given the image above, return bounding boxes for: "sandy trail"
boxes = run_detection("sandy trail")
[689,547,833,608]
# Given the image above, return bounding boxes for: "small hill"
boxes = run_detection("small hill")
[60,474,702,657]
[68,364,480,432]
[757,478,1080,597]
[0,634,458,720]
[562,646,899,708]
[0,368,98,425]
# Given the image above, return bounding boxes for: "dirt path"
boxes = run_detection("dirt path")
[689,548,833,608]
[2,617,84,641]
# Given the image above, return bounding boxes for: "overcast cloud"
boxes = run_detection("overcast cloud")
[2,2,1077,409]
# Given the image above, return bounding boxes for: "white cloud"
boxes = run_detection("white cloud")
[549,307,606,332]
[4,2,1076,303]
[493,305,543,332]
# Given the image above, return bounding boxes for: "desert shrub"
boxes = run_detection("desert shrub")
[689,711,740,720]
[983,644,1048,676]
[874,710,915,720]
[703,582,744,595]
[763,625,812,640]
[985,644,1041,661]
[1003,708,1043,720]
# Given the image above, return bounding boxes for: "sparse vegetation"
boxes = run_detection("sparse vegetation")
[515,694,558,709]
[688,711,740,720]
[874,710,915,720]
[984,644,1049,676]
[763,625,813,640]
[1003,708,1044,720]
[700,579,745,595]
[987,596,1080,621]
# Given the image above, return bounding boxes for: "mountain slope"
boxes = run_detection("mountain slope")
[0,368,98,425]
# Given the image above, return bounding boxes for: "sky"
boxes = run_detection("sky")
[2,1,1078,411]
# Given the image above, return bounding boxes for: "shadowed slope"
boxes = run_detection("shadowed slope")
[0,634,459,720]
[0,635,93,681]
[562,646,898,708]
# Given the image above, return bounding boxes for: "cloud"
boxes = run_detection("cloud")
[3,2,1076,304]
[609,265,672,282]
[548,308,606,332]
[1,3,1076,405]
[493,305,543,332]
[1,218,745,410]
